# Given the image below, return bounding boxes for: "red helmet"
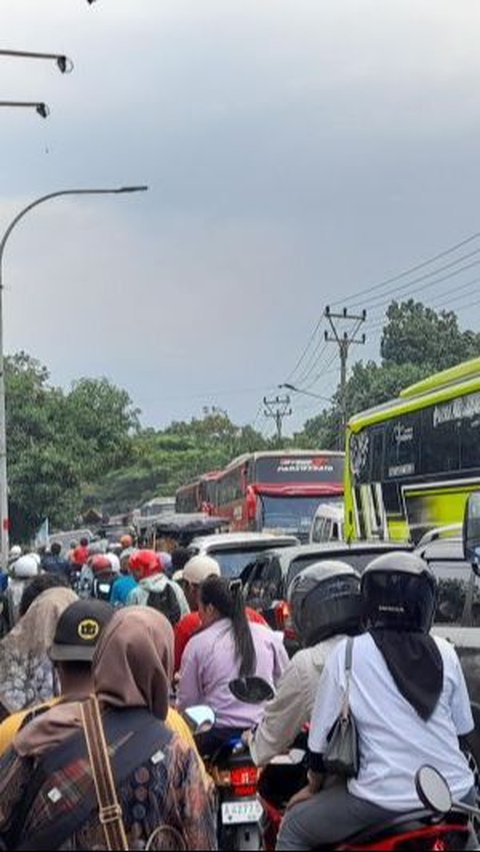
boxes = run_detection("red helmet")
[129,549,160,579]
[91,554,112,574]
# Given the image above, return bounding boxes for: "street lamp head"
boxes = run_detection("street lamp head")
[115,185,149,193]
[56,55,74,74]
[35,103,50,119]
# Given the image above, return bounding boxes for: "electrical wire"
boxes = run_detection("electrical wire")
[330,229,480,309]
[284,316,324,383]
[293,341,328,387]
[365,277,480,338]
[356,249,480,313]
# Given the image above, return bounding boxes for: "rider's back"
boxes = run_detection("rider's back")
[310,632,474,811]
[178,618,287,728]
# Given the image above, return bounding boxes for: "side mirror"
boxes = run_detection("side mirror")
[415,765,452,814]
[463,492,480,574]
[229,677,275,704]
[183,705,215,735]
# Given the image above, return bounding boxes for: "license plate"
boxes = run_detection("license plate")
[221,799,263,825]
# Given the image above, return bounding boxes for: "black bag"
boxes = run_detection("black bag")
[147,582,181,626]
[323,637,359,778]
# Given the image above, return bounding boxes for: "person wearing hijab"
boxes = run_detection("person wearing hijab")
[277,553,476,850]
[0,607,216,851]
[5,553,40,626]
[0,586,78,716]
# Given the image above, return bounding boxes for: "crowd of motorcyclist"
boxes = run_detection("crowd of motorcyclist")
[0,533,475,849]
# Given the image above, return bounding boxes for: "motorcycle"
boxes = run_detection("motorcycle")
[233,677,479,851]
[183,701,263,851]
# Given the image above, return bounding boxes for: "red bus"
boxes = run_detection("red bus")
[175,470,221,515]
[214,450,344,540]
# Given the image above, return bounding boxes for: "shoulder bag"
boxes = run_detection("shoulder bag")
[80,695,129,851]
[323,637,359,778]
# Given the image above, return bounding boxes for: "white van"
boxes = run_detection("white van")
[309,503,344,543]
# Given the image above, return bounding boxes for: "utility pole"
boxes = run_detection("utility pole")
[324,306,367,444]
[263,395,292,443]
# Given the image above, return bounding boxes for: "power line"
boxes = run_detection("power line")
[301,353,339,392]
[356,249,480,312]
[293,341,329,386]
[331,229,480,309]
[284,316,324,383]
[365,277,480,338]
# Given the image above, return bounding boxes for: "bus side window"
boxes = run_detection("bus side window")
[332,522,339,540]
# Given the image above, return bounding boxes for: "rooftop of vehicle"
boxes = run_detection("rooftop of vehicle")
[348,362,480,432]
[223,448,345,470]
[190,531,300,550]
[247,540,413,571]
[415,536,464,561]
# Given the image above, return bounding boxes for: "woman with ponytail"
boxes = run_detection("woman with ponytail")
[178,576,288,753]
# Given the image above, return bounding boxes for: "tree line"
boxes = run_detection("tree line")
[8,300,480,541]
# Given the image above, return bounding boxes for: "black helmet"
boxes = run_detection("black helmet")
[361,551,437,633]
[288,560,362,648]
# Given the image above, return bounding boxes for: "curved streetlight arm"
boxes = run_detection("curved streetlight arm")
[0,49,74,73]
[0,184,148,568]
[0,187,147,266]
[278,383,332,403]
[0,101,50,118]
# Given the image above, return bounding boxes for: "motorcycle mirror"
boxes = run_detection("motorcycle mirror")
[183,705,215,735]
[415,765,452,814]
[228,677,275,704]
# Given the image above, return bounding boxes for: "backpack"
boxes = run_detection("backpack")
[146,582,181,626]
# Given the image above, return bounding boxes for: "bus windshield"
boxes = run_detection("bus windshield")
[259,495,323,533]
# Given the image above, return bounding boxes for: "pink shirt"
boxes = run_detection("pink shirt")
[177,618,288,729]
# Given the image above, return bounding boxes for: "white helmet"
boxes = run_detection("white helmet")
[8,545,22,560]
[12,554,39,579]
[106,552,121,574]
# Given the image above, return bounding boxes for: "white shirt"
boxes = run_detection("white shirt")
[250,635,343,766]
[309,632,474,811]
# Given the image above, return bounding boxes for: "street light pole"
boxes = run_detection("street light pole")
[0,185,148,568]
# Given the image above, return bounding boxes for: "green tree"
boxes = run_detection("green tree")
[87,413,271,515]
[64,378,139,480]
[295,300,480,449]
[381,299,480,370]
[5,356,139,541]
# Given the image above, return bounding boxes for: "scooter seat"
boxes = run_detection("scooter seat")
[342,808,469,847]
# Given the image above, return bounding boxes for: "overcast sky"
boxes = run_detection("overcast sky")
[2,0,480,437]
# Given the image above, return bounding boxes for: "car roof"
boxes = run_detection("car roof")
[252,540,412,570]
[190,532,300,551]
[415,536,465,562]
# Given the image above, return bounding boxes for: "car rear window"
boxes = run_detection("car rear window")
[209,545,286,579]
[286,550,399,589]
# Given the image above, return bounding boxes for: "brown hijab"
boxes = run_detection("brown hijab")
[93,606,174,719]
[15,606,174,758]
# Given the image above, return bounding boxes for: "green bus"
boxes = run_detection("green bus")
[345,357,480,543]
